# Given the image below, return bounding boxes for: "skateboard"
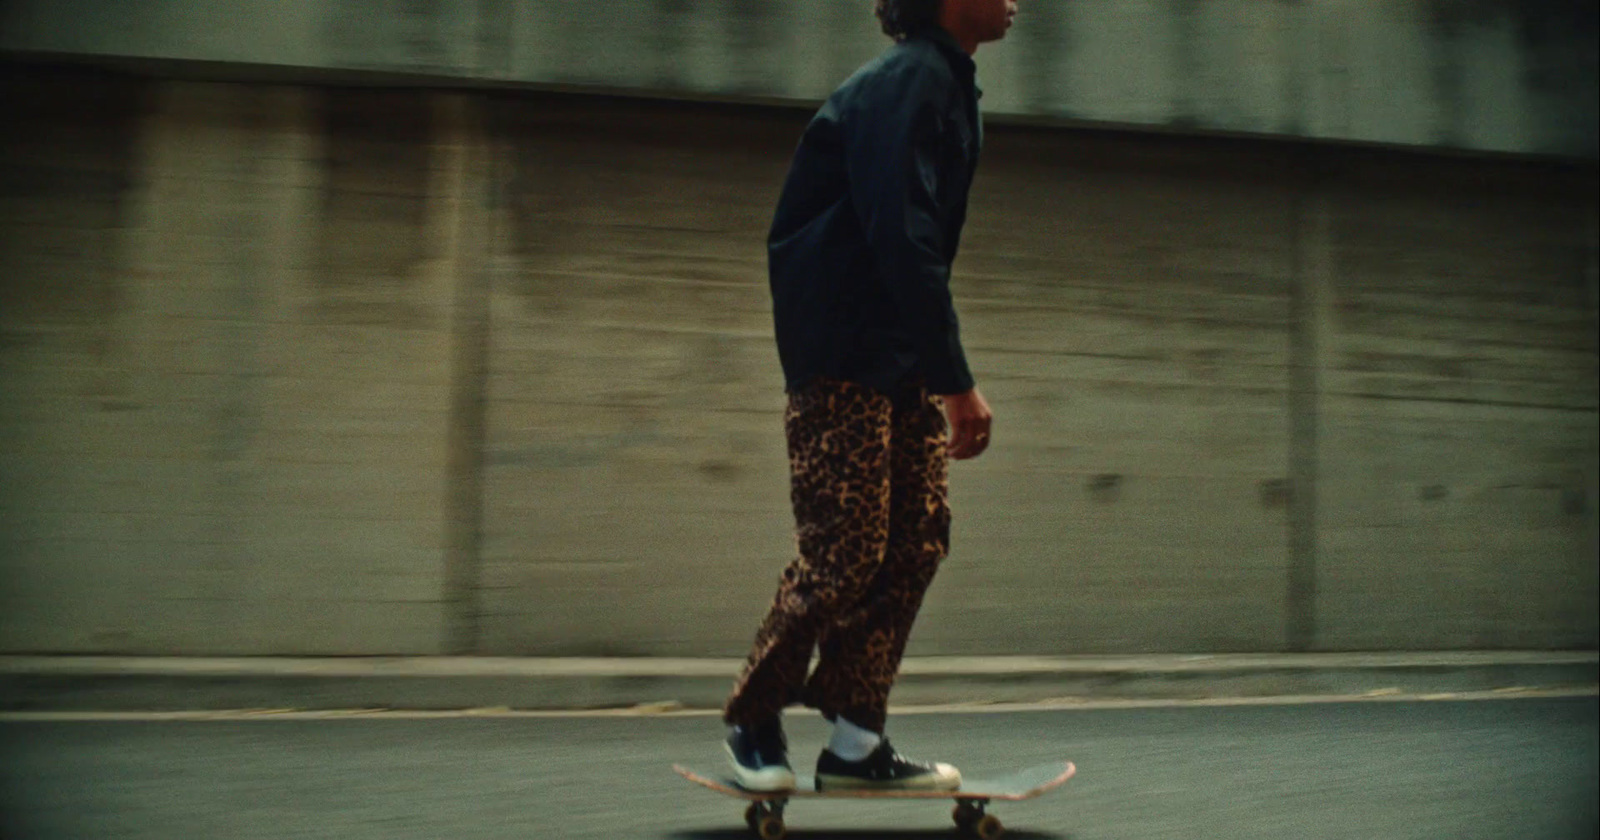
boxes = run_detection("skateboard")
[673,759,1075,839]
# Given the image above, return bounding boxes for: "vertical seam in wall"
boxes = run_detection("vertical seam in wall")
[1287,152,1330,652]
[475,0,514,81]
[441,93,491,655]
[1585,200,1599,612]
[1172,0,1200,127]
[1429,6,1466,150]
[214,87,268,619]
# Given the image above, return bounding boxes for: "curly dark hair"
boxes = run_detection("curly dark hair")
[875,0,943,41]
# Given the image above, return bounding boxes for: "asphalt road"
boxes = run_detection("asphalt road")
[2,697,1595,840]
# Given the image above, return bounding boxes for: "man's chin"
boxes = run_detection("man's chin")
[977,19,1012,46]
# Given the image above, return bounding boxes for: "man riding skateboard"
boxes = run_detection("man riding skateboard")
[722,0,1017,793]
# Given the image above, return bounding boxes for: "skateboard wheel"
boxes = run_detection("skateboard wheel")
[754,814,786,840]
[743,803,761,831]
[972,814,1004,839]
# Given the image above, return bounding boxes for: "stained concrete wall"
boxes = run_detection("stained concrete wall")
[478,100,1304,655]
[1,0,1595,159]
[0,71,474,653]
[1313,159,1599,649]
[0,64,1595,656]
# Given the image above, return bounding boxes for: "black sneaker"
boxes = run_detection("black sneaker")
[814,739,961,791]
[724,721,796,792]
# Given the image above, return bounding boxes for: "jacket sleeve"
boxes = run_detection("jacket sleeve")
[844,65,976,396]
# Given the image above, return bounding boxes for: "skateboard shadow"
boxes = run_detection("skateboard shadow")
[667,831,1069,840]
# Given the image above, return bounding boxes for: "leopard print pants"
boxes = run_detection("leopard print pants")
[723,377,951,733]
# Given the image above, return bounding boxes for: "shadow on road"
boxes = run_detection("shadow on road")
[667,831,1069,839]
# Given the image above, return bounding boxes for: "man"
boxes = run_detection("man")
[722,0,1016,793]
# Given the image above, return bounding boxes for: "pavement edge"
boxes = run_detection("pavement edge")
[1,652,1595,712]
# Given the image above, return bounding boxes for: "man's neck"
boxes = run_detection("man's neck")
[919,26,978,69]
[936,12,981,55]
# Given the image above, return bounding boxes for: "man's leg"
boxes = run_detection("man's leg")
[806,383,950,733]
[722,378,893,728]
[806,382,960,790]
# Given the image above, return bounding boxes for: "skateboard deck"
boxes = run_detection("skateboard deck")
[674,760,1075,839]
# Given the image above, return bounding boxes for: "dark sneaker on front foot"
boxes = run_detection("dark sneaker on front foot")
[814,739,961,791]
[725,722,796,792]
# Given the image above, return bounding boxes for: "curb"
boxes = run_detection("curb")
[1,652,1595,712]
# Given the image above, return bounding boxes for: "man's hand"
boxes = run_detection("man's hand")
[943,387,993,460]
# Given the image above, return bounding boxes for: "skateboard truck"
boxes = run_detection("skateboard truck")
[743,799,786,840]
[953,797,1005,839]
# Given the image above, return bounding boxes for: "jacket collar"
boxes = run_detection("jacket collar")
[913,26,983,99]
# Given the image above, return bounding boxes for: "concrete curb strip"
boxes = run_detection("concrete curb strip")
[2,652,1594,712]
[4,651,1595,676]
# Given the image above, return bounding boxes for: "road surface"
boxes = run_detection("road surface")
[2,696,1594,839]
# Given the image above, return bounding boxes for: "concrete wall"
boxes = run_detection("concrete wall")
[0,70,469,653]
[1,0,1595,159]
[0,64,1595,656]
[1314,157,1599,649]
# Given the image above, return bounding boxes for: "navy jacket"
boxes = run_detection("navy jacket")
[767,26,982,396]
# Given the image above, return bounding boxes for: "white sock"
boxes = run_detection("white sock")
[827,718,883,762]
